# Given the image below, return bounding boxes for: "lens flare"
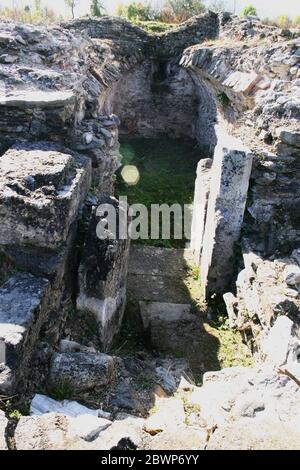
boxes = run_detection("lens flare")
[121,165,140,186]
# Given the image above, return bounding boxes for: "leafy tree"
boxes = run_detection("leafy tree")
[64,0,79,19]
[208,0,227,13]
[242,5,257,17]
[126,2,152,21]
[167,1,206,22]
[90,0,105,17]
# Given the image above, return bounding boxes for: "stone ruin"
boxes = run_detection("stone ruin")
[0,12,300,450]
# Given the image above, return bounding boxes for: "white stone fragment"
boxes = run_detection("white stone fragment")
[283,264,300,286]
[31,394,111,420]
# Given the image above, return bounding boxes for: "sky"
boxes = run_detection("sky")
[0,0,300,20]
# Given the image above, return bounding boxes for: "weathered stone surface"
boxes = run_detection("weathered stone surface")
[14,413,87,450]
[189,363,300,440]
[0,273,50,394]
[129,246,194,277]
[200,132,253,296]
[77,197,130,350]
[150,426,205,450]
[128,246,194,305]
[275,128,300,148]
[283,264,300,286]
[0,142,92,250]
[207,419,300,450]
[0,411,7,450]
[111,61,200,139]
[0,90,75,108]
[144,398,185,436]
[261,316,300,366]
[92,414,145,450]
[225,247,300,336]
[50,352,114,392]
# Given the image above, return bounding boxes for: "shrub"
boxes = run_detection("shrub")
[242,5,257,17]
[276,14,291,29]
[0,5,58,24]
[293,16,300,27]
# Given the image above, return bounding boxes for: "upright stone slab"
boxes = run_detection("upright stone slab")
[200,137,253,297]
[0,273,51,394]
[77,196,130,351]
[191,158,213,266]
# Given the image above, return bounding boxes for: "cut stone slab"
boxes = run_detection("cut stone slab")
[0,90,75,108]
[191,158,213,266]
[50,352,114,392]
[200,131,253,297]
[0,142,92,249]
[128,246,194,277]
[127,246,194,312]
[128,275,192,304]
[0,411,7,450]
[140,302,191,330]
[0,273,50,394]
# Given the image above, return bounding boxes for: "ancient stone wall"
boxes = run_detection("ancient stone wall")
[109,61,199,139]
[182,18,300,335]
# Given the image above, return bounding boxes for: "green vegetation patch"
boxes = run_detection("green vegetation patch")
[132,20,176,34]
[116,137,202,248]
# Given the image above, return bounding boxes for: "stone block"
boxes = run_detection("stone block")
[0,142,92,250]
[50,352,114,392]
[275,128,300,148]
[0,273,51,394]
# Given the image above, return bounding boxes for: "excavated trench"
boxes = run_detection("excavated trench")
[102,60,252,381]
[2,14,285,450]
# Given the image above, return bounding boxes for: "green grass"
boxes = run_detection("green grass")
[132,20,176,34]
[46,380,77,401]
[116,137,202,248]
